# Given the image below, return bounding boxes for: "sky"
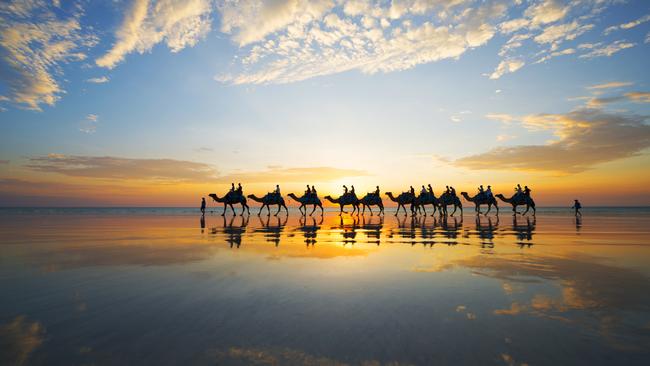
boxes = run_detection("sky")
[0,0,649,207]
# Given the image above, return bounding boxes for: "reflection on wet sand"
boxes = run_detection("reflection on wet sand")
[2,210,650,365]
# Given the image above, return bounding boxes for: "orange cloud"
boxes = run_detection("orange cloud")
[456,109,650,173]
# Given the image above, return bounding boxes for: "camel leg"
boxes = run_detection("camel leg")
[319,204,324,215]
[422,206,427,216]
[379,203,384,215]
[230,203,237,216]
[339,205,343,216]
[485,204,491,215]
[369,205,373,216]
[275,204,281,216]
[450,205,457,216]
[284,203,289,214]
[257,204,263,216]
[522,205,530,216]
[309,205,316,215]
[221,202,227,216]
[512,205,518,216]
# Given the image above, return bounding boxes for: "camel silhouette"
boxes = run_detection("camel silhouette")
[247,193,288,216]
[209,192,250,216]
[412,191,438,216]
[359,193,384,216]
[324,193,360,215]
[288,193,324,216]
[495,193,536,216]
[461,192,499,215]
[437,192,463,216]
[385,191,415,216]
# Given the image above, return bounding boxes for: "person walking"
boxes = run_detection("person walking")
[572,199,582,216]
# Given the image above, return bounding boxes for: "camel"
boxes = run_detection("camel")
[495,193,536,216]
[385,192,415,216]
[461,192,499,215]
[287,193,324,216]
[412,192,438,216]
[247,193,288,216]
[438,192,463,216]
[209,192,250,216]
[359,193,384,215]
[324,193,360,215]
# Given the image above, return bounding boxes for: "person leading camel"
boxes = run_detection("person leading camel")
[200,197,206,215]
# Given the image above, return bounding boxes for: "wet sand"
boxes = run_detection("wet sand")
[1,208,649,365]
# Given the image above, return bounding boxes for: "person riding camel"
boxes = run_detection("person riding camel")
[478,185,484,198]
[524,185,531,197]
[427,184,434,195]
[343,185,348,195]
[305,185,311,196]
[311,186,317,196]
[230,183,235,192]
[421,185,427,195]
[486,185,493,199]
[445,186,450,195]
[236,183,243,198]
[374,186,380,196]
[274,184,281,197]
[450,186,457,197]
[350,185,356,196]
[410,186,415,195]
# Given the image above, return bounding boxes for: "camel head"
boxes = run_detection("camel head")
[208,193,219,201]
[460,192,471,199]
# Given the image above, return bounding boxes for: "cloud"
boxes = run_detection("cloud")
[586,81,633,90]
[496,134,515,142]
[0,316,45,366]
[25,154,220,182]
[456,109,650,173]
[79,114,98,134]
[217,1,507,84]
[85,76,109,83]
[214,166,367,183]
[603,14,650,35]
[488,59,524,80]
[578,40,635,59]
[625,92,650,103]
[0,0,97,110]
[533,21,594,45]
[486,113,517,124]
[96,0,213,69]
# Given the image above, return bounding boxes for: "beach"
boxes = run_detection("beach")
[1,208,649,365]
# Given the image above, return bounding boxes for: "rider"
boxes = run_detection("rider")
[410,186,415,195]
[311,185,317,196]
[486,185,493,199]
[350,185,356,196]
[516,184,522,194]
[230,183,235,192]
[236,183,243,196]
[478,185,484,197]
[445,185,450,195]
[450,186,457,197]
[343,185,348,194]
[305,185,311,195]
[524,185,531,196]
[374,186,380,196]
[421,185,427,195]
[427,184,434,195]
[274,184,281,196]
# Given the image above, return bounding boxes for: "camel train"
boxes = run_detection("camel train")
[208,184,535,217]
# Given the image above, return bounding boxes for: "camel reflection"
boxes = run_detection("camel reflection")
[253,214,288,246]
[332,215,360,245]
[511,215,535,247]
[297,215,323,245]
[360,215,383,245]
[439,215,462,244]
[211,215,249,248]
[474,216,499,248]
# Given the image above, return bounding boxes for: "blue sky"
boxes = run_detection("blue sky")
[0,0,649,206]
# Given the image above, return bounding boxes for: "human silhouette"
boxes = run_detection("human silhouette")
[375,185,380,196]
[274,184,280,195]
[350,185,356,195]
[200,197,206,215]
[410,186,415,195]
[343,185,348,194]
[486,185,493,199]
[572,199,582,216]
[305,185,311,195]
[524,185,531,196]
[230,183,235,192]
[311,185,317,195]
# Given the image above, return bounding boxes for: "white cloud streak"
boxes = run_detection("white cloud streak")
[96,0,213,69]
